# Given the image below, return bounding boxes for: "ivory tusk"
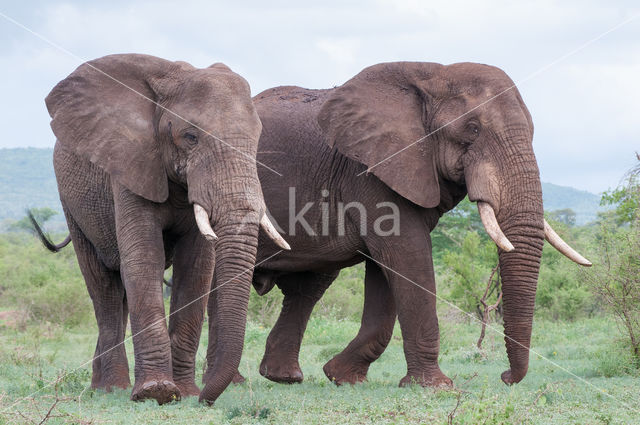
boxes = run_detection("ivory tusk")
[544,219,592,266]
[477,202,515,252]
[260,213,291,250]
[194,204,218,241]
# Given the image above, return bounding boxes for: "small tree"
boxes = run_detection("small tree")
[8,207,58,233]
[443,231,501,320]
[547,208,576,227]
[586,154,640,363]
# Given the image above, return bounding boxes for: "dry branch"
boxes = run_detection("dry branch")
[477,263,502,349]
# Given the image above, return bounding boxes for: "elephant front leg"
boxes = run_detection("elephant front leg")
[367,229,452,388]
[259,271,338,383]
[168,230,215,397]
[115,189,179,404]
[323,260,396,385]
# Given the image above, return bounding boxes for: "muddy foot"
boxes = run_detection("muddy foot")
[131,379,181,404]
[399,371,453,388]
[259,357,303,383]
[323,357,367,386]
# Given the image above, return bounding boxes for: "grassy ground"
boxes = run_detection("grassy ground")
[1,312,639,424]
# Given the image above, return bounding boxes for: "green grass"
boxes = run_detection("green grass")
[1,234,639,423]
[1,314,638,424]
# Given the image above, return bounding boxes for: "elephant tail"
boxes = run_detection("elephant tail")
[27,210,72,253]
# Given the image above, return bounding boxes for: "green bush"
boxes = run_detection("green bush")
[315,264,364,321]
[536,241,595,321]
[0,233,91,327]
[441,231,499,318]
[247,264,365,326]
[594,338,640,377]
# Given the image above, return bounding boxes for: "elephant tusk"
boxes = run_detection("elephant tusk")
[543,219,592,266]
[194,204,218,241]
[260,213,291,250]
[477,202,515,252]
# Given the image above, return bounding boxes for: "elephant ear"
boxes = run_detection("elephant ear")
[318,62,445,209]
[46,54,176,203]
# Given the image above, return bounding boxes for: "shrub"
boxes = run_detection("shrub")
[585,155,640,363]
[0,233,91,327]
[441,231,500,319]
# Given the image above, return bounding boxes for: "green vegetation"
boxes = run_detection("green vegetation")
[6,207,59,234]
[1,274,639,423]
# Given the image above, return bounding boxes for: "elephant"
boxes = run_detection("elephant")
[32,54,289,405]
[209,61,591,388]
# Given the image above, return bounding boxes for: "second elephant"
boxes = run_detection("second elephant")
[233,61,591,388]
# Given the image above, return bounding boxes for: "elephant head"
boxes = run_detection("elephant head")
[45,54,287,403]
[318,62,590,385]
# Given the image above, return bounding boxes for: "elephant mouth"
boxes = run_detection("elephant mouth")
[475,200,591,266]
[192,202,290,250]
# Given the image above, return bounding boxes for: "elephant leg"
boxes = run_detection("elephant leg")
[114,189,179,404]
[168,230,215,397]
[259,271,339,383]
[65,213,130,391]
[367,219,452,388]
[323,260,396,385]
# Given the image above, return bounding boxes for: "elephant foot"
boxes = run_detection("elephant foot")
[259,357,303,383]
[323,357,368,386]
[501,369,526,385]
[399,369,453,388]
[231,370,246,384]
[174,380,200,397]
[131,379,181,404]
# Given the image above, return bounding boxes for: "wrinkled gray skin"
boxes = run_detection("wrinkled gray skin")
[45,54,263,405]
[209,62,548,388]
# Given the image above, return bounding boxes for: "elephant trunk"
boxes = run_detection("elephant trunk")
[495,149,544,385]
[199,211,259,404]
[185,137,263,404]
[498,218,544,384]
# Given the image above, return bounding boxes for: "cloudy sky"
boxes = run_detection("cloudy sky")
[1,0,638,193]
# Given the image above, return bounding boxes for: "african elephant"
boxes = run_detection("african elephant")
[214,62,590,388]
[34,54,288,405]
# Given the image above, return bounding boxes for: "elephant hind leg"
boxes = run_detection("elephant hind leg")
[259,271,338,383]
[323,260,396,385]
[64,210,130,391]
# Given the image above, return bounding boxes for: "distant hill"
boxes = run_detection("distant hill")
[0,148,605,232]
[0,148,66,232]
[542,182,604,225]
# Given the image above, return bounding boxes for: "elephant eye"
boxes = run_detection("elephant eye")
[183,132,198,146]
